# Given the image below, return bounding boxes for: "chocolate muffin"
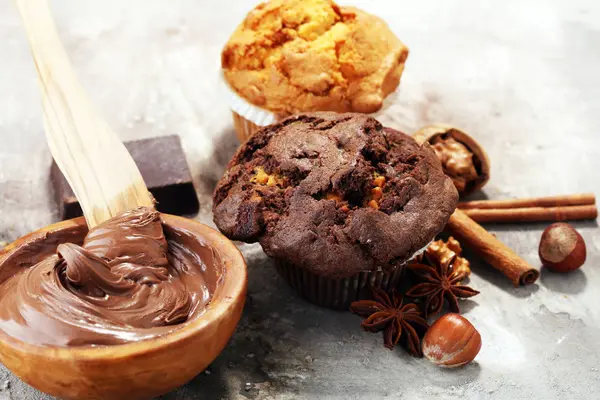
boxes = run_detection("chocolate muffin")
[213,112,458,308]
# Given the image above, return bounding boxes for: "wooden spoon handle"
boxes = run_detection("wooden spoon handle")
[15,0,153,228]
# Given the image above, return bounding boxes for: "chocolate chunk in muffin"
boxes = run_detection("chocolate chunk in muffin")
[213,112,458,279]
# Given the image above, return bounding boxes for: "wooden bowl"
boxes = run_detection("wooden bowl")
[0,214,247,400]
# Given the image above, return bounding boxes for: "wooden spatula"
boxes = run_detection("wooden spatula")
[15,0,154,228]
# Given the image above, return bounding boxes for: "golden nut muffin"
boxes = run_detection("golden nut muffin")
[221,0,409,141]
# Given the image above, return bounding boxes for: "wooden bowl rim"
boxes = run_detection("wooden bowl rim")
[0,214,247,361]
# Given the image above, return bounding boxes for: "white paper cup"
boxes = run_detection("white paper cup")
[221,72,277,142]
[221,71,401,142]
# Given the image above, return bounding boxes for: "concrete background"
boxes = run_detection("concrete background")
[1,0,600,398]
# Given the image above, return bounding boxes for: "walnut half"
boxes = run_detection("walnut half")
[426,236,472,280]
[413,124,490,197]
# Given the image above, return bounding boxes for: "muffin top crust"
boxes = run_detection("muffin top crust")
[213,113,458,279]
[221,0,409,116]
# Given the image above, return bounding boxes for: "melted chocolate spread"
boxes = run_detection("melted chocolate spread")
[0,207,221,347]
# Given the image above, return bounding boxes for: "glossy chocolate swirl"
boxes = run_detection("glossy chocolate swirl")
[0,208,220,347]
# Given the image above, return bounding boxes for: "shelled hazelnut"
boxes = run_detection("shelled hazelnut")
[413,124,490,197]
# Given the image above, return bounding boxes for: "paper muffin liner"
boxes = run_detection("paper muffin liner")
[231,111,265,142]
[274,259,405,310]
[221,72,277,142]
[274,241,431,310]
[221,71,401,142]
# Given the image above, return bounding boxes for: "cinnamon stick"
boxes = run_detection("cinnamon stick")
[461,205,597,223]
[458,193,595,210]
[446,209,539,287]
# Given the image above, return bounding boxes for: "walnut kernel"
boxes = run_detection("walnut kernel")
[413,125,490,196]
[425,236,471,280]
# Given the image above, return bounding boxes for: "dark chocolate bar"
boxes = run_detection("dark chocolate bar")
[51,135,200,220]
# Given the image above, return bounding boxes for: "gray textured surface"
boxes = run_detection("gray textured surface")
[1,0,600,399]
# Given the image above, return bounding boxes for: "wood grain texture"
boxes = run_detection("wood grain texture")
[15,0,153,228]
[0,215,247,400]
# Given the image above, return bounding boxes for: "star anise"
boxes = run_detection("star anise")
[350,288,429,356]
[406,237,479,317]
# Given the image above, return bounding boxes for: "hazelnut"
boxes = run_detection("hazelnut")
[539,223,586,273]
[422,313,481,368]
[413,124,490,197]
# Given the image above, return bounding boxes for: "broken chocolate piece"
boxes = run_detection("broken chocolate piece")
[51,135,200,219]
